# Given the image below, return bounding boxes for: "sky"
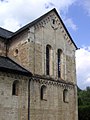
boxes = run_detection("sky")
[0,0,90,90]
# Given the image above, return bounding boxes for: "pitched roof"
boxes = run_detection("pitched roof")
[0,56,32,76]
[0,27,13,39]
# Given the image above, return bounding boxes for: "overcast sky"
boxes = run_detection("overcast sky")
[0,0,90,90]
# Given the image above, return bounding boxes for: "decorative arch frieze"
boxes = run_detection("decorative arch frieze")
[31,75,74,90]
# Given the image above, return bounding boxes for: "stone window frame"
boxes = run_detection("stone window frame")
[63,89,69,103]
[57,49,62,78]
[46,44,53,76]
[40,85,47,101]
[14,48,19,57]
[12,80,19,96]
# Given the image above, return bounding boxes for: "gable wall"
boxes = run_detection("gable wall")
[8,11,76,84]
[30,18,78,119]
[33,11,76,83]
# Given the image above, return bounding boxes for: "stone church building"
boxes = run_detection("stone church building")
[0,8,78,120]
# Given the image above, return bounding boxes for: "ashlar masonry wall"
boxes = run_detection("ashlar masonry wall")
[7,10,78,120]
[30,78,77,120]
[0,72,29,120]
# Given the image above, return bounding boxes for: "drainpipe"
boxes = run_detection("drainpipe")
[28,77,32,120]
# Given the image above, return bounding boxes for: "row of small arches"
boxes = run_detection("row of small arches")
[12,81,69,103]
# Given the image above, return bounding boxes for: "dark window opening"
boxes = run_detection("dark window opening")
[52,19,55,24]
[14,49,19,56]
[41,86,43,100]
[58,49,61,78]
[63,89,69,103]
[12,81,19,96]
[41,85,47,100]
[46,45,50,75]
[15,49,18,54]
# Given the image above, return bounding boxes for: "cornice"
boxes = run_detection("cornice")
[31,74,75,89]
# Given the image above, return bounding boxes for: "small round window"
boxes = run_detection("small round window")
[14,49,19,56]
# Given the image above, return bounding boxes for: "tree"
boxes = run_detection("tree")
[77,86,90,120]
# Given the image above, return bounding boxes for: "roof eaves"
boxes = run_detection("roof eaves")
[0,35,6,39]
[0,67,32,77]
[0,35,11,39]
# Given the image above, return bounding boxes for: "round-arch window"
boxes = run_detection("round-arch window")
[40,85,47,100]
[14,49,19,56]
[63,89,69,103]
[15,49,18,54]
[12,80,19,96]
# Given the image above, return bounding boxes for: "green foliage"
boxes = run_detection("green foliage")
[78,106,90,120]
[78,87,90,106]
[78,86,90,120]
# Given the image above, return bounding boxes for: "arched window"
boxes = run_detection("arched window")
[14,48,19,56]
[12,80,19,96]
[57,49,62,78]
[46,45,52,75]
[40,85,47,100]
[63,89,69,103]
